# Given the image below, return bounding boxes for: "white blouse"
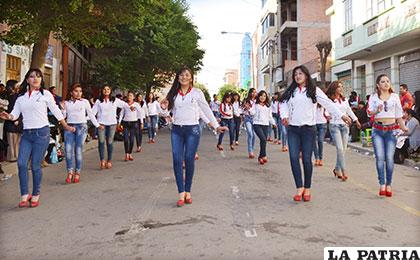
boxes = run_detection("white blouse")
[250,103,276,126]
[92,98,128,126]
[233,101,242,117]
[147,100,161,116]
[136,102,148,123]
[315,106,329,124]
[62,98,100,127]
[271,101,279,114]
[171,88,219,128]
[11,90,64,129]
[280,87,343,126]
[119,102,142,123]
[329,98,358,125]
[367,93,403,119]
[219,103,233,119]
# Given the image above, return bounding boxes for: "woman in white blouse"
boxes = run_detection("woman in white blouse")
[135,93,147,152]
[160,67,226,207]
[280,65,351,202]
[146,93,161,143]
[61,83,103,184]
[326,81,361,181]
[92,85,129,170]
[0,69,75,208]
[250,90,276,165]
[118,91,142,161]
[367,74,408,197]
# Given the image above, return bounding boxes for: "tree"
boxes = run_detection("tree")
[194,83,211,103]
[0,0,139,69]
[316,41,332,90]
[217,84,240,101]
[91,0,204,93]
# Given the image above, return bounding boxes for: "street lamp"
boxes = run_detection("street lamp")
[220,31,255,89]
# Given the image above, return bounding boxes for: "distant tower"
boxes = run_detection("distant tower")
[240,33,252,90]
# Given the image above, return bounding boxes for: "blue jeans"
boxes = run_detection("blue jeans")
[98,125,116,161]
[233,116,241,142]
[253,124,269,158]
[64,123,88,173]
[148,115,158,139]
[136,120,143,147]
[329,124,349,172]
[218,118,234,145]
[280,118,288,146]
[244,115,255,153]
[272,113,281,140]
[17,126,50,196]
[313,123,327,160]
[122,121,137,153]
[171,125,201,193]
[372,128,397,185]
[287,125,315,188]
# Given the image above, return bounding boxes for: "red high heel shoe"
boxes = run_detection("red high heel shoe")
[73,173,80,183]
[386,186,392,197]
[293,194,303,201]
[262,157,268,163]
[65,173,73,184]
[30,195,40,208]
[177,199,185,207]
[379,189,386,196]
[106,161,112,169]
[258,158,265,165]
[128,155,134,161]
[341,174,348,182]
[185,195,192,204]
[248,153,255,159]
[333,169,342,179]
[217,144,224,151]
[18,194,32,208]
[303,191,311,202]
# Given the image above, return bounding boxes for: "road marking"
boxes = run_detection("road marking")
[348,178,420,218]
[244,228,258,238]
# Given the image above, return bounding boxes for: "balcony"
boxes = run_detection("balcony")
[260,26,276,45]
[260,53,278,73]
[334,1,420,60]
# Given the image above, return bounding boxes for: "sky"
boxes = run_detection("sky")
[186,0,260,95]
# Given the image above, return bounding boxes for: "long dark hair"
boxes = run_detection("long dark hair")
[136,93,144,107]
[326,81,345,101]
[256,90,270,107]
[146,92,155,104]
[232,92,241,105]
[65,83,82,101]
[18,68,45,96]
[166,67,194,110]
[98,85,115,103]
[244,87,256,105]
[126,90,135,103]
[279,65,316,103]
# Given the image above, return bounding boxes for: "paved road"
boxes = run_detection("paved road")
[1,128,419,260]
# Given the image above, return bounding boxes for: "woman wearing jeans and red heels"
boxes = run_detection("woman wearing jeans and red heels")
[62,83,102,184]
[217,92,235,151]
[119,91,142,161]
[161,67,227,207]
[0,69,75,208]
[279,65,351,202]
[368,74,408,197]
[250,90,276,165]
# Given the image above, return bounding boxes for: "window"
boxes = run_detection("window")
[261,13,275,35]
[6,55,21,82]
[344,0,353,31]
[366,0,394,19]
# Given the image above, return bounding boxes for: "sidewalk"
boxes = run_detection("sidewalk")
[0,139,99,180]
[346,141,420,170]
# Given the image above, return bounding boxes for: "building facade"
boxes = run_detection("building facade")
[275,0,332,89]
[328,0,420,98]
[224,69,239,86]
[240,33,252,90]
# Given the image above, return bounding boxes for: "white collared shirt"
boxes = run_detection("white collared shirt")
[250,103,276,126]
[92,98,127,125]
[62,98,100,127]
[271,101,279,114]
[315,106,329,124]
[119,102,142,123]
[233,101,242,117]
[11,90,64,129]
[172,88,219,128]
[242,99,256,117]
[210,100,220,112]
[147,100,161,116]
[329,98,358,125]
[136,102,147,123]
[368,93,403,119]
[280,87,343,126]
[219,103,233,119]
